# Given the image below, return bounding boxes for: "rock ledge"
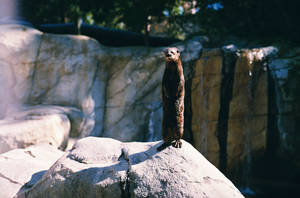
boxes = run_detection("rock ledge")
[22,137,244,198]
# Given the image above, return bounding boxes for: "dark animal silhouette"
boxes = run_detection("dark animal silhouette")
[157,47,185,151]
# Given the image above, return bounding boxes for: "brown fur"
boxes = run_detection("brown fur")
[157,47,185,151]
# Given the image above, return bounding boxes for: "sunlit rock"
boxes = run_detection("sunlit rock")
[190,46,278,177]
[0,106,71,154]
[22,137,244,198]
[227,47,277,178]
[0,143,64,198]
[191,49,223,166]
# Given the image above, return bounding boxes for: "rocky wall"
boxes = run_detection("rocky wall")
[1,24,299,183]
[190,46,278,178]
[0,24,203,145]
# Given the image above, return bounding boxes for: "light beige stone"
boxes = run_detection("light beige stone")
[0,108,70,154]
[227,49,270,170]
[191,49,223,166]
[0,144,64,198]
[23,137,244,198]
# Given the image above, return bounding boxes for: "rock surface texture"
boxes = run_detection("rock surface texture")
[0,24,203,144]
[190,46,278,174]
[1,23,299,190]
[268,48,300,177]
[22,137,244,198]
[0,144,64,198]
[0,105,71,154]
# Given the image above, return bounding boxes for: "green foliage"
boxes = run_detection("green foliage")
[21,0,179,33]
[195,0,300,43]
[20,0,300,43]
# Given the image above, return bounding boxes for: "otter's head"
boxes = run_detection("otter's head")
[163,47,180,62]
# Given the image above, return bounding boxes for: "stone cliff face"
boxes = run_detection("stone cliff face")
[0,24,203,143]
[0,24,299,187]
[190,46,278,179]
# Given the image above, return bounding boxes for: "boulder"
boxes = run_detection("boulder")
[0,24,104,137]
[0,143,64,198]
[0,24,41,118]
[23,137,244,198]
[0,24,203,140]
[13,105,85,137]
[0,105,71,153]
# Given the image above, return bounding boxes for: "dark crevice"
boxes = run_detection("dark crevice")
[38,23,180,47]
[67,153,87,164]
[183,59,199,145]
[119,148,131,198]
[0,172,21,185]
[100,59,111,137]
[266,65,280,156]
[216,48,237,174]
[85,60,102,137]
[27,33,44,103]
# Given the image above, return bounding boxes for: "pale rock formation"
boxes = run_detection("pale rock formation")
[0,143,64,198]
[0,24,104,138]
[0,106,71,154]
[22,137,244,198]
[0,24,204,142]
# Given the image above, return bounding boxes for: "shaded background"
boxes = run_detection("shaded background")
[1,0,300,197]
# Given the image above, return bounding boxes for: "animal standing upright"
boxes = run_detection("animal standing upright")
[157,47,185,151]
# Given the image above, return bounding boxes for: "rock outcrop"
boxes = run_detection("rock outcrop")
[227,47,277,174]
[0,143,64,198]
[21,137,244,198]
[1,23,299,187]
[190,46,278,175]
[191,48,223,166]
[0,105,71,154]
[0,24,203,143]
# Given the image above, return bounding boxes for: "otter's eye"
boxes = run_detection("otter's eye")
[177,50,179,53]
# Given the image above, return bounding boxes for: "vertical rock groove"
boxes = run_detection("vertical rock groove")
[217,47,237,174]
[28,33,44,103]
[266,64,279,156]
[183,60,197,145]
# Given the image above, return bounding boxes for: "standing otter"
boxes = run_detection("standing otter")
[157,47,185,151]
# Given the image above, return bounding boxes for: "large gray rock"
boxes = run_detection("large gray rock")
[0,105,73,153]
[0,24,41,118]
[14,105,85,137]
[0,24,104,137]
[23,137,244,198]
[0,143,64,198]
[0,24,203,141]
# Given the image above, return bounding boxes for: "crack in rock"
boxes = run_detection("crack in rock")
[24,150,36,158]
[0,172,21,185]
[67,153,87,164]
[119,147,131,198]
